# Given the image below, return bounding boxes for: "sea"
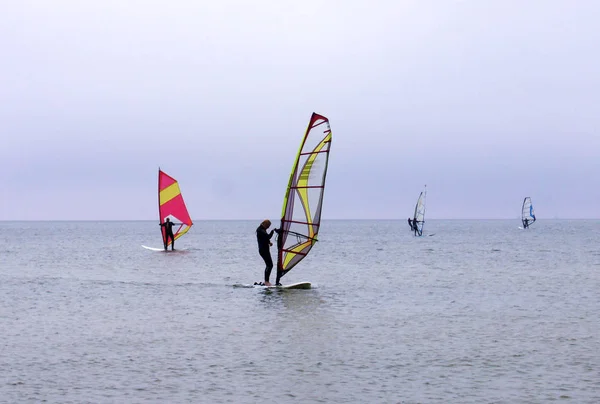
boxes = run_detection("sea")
[1,220,599,403]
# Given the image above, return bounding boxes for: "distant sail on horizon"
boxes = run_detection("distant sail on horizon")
[412,185,427,236]
[521,196,536,228]
[276,113,332,282]
[158,169,193,246]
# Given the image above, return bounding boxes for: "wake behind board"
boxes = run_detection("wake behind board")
[253,281,312,290]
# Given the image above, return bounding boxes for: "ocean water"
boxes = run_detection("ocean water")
[1,220,599,403]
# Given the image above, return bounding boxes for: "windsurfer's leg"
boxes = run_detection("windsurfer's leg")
[170,234,175,250]
[260,250,273,285]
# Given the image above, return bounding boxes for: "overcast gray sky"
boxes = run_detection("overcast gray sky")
[1,0,599,220]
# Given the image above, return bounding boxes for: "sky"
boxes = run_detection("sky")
[1,0,599,220]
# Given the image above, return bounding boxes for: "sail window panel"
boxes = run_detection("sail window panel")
[302,118,331,153]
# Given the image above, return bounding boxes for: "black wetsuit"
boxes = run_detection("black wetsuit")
[256,226,275,283]
[161,221,175,250]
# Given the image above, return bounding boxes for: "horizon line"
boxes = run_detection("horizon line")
[0,218,597,222]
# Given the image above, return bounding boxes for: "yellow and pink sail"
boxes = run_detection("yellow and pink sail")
[158,169,193,246]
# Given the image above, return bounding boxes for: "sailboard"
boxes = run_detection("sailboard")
[521,196,536,229]
[273,112,332,287]
[252,281,312,290]
[412,185,427,236]
[142,169,193,250]
[141,245,166,252]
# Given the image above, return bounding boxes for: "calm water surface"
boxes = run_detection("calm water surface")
[1,220,599,403]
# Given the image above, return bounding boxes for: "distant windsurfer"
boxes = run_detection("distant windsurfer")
[523,218,529,229]
[256,220,276,286]
[413,218,421,236]
[160,217,176,251]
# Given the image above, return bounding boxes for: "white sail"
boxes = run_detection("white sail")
[521,197,536,228]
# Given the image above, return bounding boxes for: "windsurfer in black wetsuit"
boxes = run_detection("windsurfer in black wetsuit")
[160,217,176,251]
[523,218,529,229]
[256,219,277,286]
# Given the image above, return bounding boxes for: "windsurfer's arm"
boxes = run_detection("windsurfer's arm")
[256,227,273,247]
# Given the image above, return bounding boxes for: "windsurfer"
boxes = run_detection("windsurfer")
[160,218,176,250]
[256,219,276,286]
[523,218,529,229]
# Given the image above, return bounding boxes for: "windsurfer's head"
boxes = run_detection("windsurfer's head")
[261,219,271,228]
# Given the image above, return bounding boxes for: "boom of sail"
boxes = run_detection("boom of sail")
[521,196,536,228]
[158,169,193,246]
[413,185,427,236]
[276,113,332,281]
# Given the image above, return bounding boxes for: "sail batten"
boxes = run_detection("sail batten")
[299,150,329,156]
[285,219,321,226]
[158,169,193,246]
[281,249,308,256]
[276,113,332,279]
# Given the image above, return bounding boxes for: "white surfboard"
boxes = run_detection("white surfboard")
[142,245,186,252]
[253,281,312,290]
[142,245,165,251]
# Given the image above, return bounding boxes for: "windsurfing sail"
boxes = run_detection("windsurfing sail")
[412,185,427,236]
[521,196,536,228]
[276,113,332,281]
[158,169,193,246]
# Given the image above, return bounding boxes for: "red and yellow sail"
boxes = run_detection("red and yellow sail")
[158,169,193,246]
